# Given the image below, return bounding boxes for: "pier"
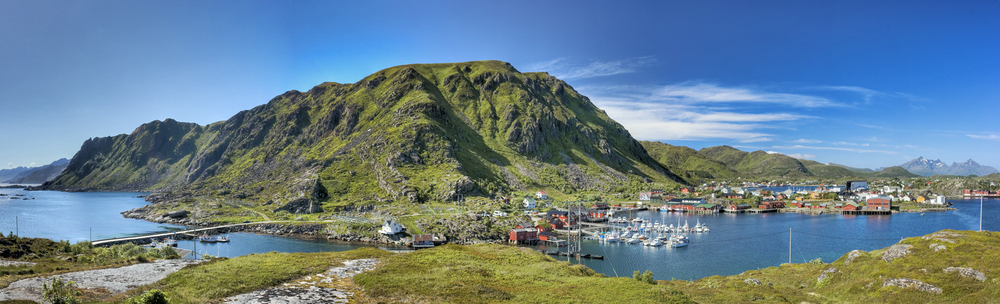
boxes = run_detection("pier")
[840,210,891,215]
[746,208,778,213]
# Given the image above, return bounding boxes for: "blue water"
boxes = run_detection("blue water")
[2,188,997,281]
[543,198,1000,280]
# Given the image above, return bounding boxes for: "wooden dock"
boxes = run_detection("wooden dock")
[841,210,891,215]
[746,208,778,213]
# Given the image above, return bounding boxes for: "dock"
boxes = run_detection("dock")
[746,208,778,213]
[841,210,892,215]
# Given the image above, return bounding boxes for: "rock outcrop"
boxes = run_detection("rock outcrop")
[882,278,942,294]
[882,244,913,262]
[944,267,986,282]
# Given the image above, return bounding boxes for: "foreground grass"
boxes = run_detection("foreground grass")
[352,244,695,304]
[663,229,1000,303]
[122,247,392,304]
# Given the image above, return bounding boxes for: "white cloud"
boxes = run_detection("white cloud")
[786,153,817,159]
[597,99,804,142]
[528,57,656,79]
[791,139,822,143]
[29,162,35,166]
[771,145,895,154]
[585,83,842,108]
[765,151,781,154]
[968,134,1000,140]
[6,162,11,167]
[833,142,870,147]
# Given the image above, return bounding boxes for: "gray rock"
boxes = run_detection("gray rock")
[930,243,946,251]
[744,278,761,285]
[882,278,942,294]
[817,267,838,283]
[275,197,323,214]
[944,267,986,282]
[166,210,189,218]
[882,244,913,262]
[846,250,864,266]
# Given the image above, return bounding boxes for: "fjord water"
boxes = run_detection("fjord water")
[2,187,997,281]
[554,198,1000,280]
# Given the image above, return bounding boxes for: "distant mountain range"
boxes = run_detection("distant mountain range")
[640,142,918,180]
[0,158,70,184]
[896,157,999,177]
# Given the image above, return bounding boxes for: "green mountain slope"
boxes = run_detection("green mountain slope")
[641,141,737,179]
[46,61,681,209]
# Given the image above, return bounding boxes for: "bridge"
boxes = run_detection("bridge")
[90,221,283,246]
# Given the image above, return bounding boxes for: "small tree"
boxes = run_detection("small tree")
[43,278,81,304]
[127,289,169,304]
[633,270,655,285]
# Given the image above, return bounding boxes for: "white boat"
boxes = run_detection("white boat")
[682,220,690,232]
[627,238,642,244]
[216,235,230,243]
[670,235,689,248]
[702,224,710,232]
[695,220,703,232]
[199,234,218,243]
[668,224,674,232]
[644,239,663,246]
[153,237,177,248]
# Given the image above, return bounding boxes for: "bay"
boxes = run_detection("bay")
[2,187,997,281]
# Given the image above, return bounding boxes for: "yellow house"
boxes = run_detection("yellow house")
[916,196,926,203]
[810,192,821,199]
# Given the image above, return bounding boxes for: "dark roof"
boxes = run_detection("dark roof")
[518,222,534,228]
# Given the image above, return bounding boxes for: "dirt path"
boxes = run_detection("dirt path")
[0,259,203,303]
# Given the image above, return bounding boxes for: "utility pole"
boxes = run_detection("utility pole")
[981,196,984,232]
[788,228,791,264]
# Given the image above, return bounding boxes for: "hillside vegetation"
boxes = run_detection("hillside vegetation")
[46,61,682,212]
[643,141,920,181]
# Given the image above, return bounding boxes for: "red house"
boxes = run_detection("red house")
[789,202,803,208]
[538,231,557,241]
[680,187,693,194]
[867,198,891,211]
[509,228,538,244]
[843,203,860,211]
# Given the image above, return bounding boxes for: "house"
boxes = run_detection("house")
[536,191,548,200]
[789,201,803,208]
[523,197,536,209]
[694,203,720,211]
[723,193,745,199]
[379,220,405,235]
[638,192,652,201]
[916,196,927,203]
[413,234,435,248]
[547,218,565,230]
[727,204,750,211]
[509,228,538,244]
[932,195,947,205]
[546,210,569,220]
[651,189,664,196]
[680,187,693,194]
[592,202,608,209]
[720,187,731,194]
[515,222,534,229]
[867,197,891,211]
[538,231,558,241]
[843,202,860,211]
[587,209,609,220]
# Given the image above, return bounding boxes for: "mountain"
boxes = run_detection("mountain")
[45,61,682,210]
[642,143,918,180]
[640,141,737,179]
[0,166,32,183]
[826,162,873,172]
[900,157,999,176]
[4,158,70,184]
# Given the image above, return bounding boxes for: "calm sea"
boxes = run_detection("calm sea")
[2,188,996,280]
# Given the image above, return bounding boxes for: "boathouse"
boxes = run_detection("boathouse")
[509,228,539,244]
[867,198,891,211]
[842,202,860,211]
[413,234,435,248]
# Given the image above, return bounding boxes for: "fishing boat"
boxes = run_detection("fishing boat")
[682,220,690,232]
[694,220,703,232]
[702,224,710,232]
[199,234,218,243]
[670,235,689,248]
[216,235,230,243]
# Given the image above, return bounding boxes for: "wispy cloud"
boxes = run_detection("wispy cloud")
[833,141,870,147]
[786,153,817,159]
[588,83,843,108]
[771,145,895,154]
[6,162,11,167]
[528,57,656,79]
[791,139,822,143]
[596,98,804,142]
[809,85,930,109]
[968,134,1000,140]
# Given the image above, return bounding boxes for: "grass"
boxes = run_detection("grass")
[663,230,1000,303]
[123,247,393,304]
[352,244,694,303]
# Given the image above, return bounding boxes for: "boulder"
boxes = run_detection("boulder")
[166,210,189,218]
[882,278,942,294]
[944,267,986,282]
[817,267,838,283]
[929,243,946,251]
[882,244,912,262]
[744,278,761,286]
[845,250,864,266]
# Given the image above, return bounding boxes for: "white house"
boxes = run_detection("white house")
[720,187,731,194]
[379,220,404,235]
[536,191,548,200]
[523,197,537,209]
[932,195,947,205]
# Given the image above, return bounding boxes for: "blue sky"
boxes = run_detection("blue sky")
[1,0,998,170]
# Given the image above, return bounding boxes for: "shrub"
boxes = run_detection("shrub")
[42,277,81,304]
[634,270,655,285]
[126,289,169,304]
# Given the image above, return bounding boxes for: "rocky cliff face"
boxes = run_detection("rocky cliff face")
[899,157,998,176]
[46,61,681,210]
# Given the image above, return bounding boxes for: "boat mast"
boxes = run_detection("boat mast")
[981,196,984,232]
